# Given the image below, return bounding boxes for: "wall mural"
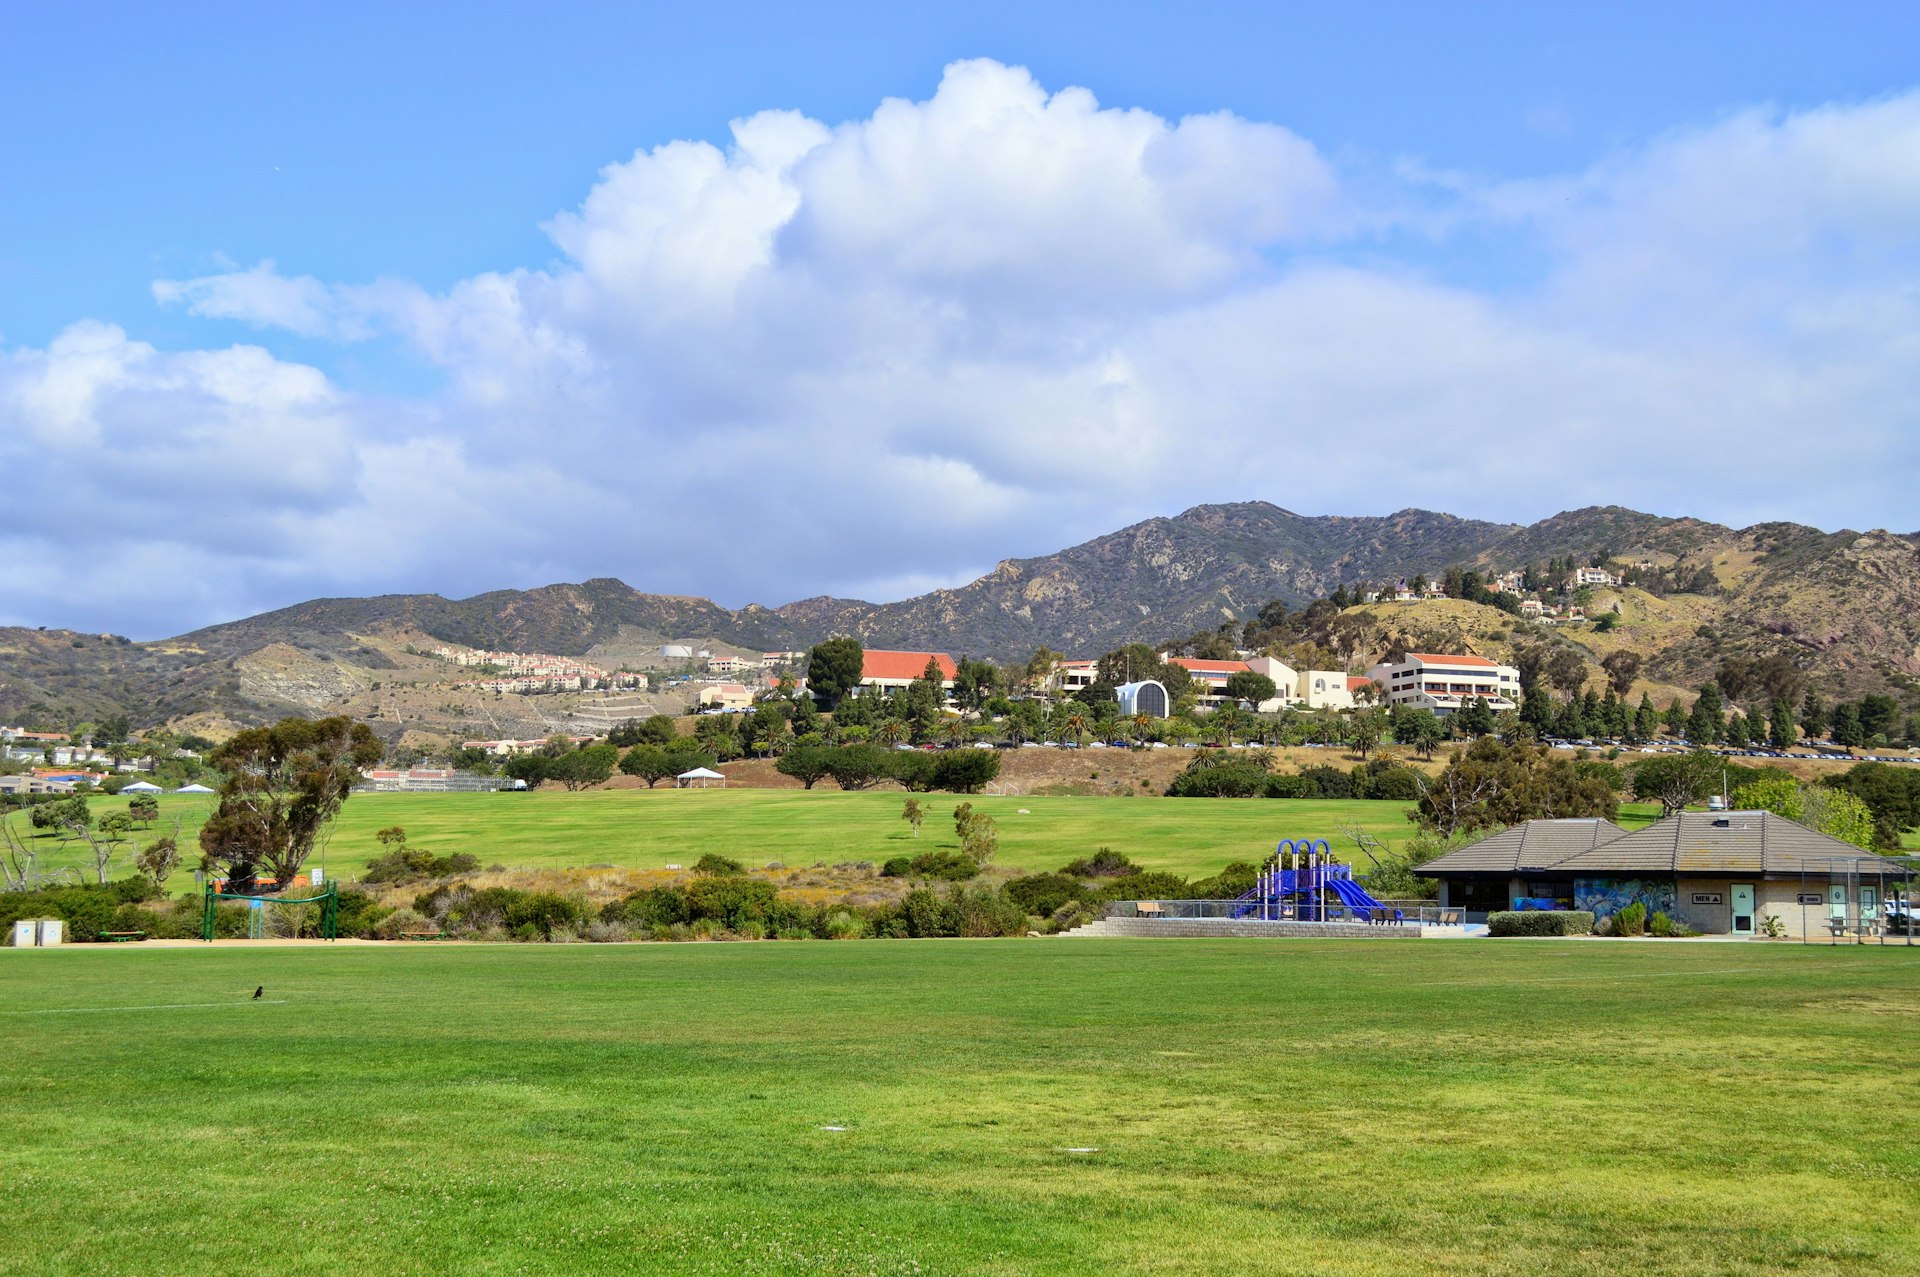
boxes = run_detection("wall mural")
[1574,878,1676,920]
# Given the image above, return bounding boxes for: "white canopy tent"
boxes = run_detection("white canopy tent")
[174,783,216,794]
[675,767,726,788]
[119,780,162,793]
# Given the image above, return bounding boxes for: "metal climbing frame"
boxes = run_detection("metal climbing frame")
[1232,839,1390,922]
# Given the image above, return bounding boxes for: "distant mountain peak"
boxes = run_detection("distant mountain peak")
[5,501,1915,731]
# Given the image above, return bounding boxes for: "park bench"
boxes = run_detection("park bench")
[1135,902,1165,918]
[1437,912,1461,926]
[399,931,450,941]
[99,931,147,943]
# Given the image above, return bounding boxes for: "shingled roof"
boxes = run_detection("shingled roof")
[1421,818,1630,875]
[1544,810,1909,877]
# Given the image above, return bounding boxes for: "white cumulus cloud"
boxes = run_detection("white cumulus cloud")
[7,60,1920,638]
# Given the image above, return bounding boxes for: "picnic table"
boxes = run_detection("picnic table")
[99,931,147,943]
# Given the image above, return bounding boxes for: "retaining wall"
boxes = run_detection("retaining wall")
[1064,918,1425,939]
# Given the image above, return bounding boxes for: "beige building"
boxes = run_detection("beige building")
[1366,652,1518,717]
[1302,671,1361,710]
[696,683,755,711]
[1423,812,1913,939]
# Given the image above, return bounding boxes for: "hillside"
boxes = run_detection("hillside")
[2,501,1916,735]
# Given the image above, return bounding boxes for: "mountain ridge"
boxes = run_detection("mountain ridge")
[3,501,1916,732]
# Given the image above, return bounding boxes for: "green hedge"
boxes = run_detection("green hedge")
[1487,910,1595,937]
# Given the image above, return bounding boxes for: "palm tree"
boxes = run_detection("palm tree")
[1131,713,1153,748]
[941,717,970,748]
[1204,708,1239,748]
[1059,711,1088,748]
[877,719,909,748]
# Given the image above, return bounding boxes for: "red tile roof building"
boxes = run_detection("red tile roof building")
[860,650,958,683]
[853,650,958,702]
[1166,657,1251,689]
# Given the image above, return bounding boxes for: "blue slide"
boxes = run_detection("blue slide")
[1323,877,1388,920]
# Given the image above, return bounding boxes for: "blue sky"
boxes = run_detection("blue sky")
[4,2,1919,636]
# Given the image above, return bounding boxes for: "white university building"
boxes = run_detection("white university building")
[1365,653,1520,717]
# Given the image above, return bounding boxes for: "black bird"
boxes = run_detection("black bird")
[253,986,263,1000]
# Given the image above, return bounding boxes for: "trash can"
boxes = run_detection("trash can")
[11,919,63,947]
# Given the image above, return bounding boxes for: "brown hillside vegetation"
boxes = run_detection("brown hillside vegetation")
[3,502,1916,734]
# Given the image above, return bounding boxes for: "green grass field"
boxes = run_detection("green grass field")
[11,790,1445,881]
[2,940,1915,1275]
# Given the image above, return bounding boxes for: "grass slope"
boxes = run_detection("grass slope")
[12,790,1439,880]
[2,941,1916,1275]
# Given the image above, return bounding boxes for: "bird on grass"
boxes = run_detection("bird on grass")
[253,986,264,1000]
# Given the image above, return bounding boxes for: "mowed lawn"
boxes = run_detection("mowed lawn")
[11,789,1435,880]
[1,940,1916,1276]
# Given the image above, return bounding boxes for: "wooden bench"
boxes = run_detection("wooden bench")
[1135,902,1165,918]
[99,931,147,943]
[399,931,450,941]
[1438,912,1461,926]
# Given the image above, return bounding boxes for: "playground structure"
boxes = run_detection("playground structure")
[1233,839,1391,923]
[201,882,340,941]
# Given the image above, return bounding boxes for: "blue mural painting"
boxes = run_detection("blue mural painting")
[1574,878,1675,920]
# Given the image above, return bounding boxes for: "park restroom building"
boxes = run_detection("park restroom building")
[1424,811,1912,939]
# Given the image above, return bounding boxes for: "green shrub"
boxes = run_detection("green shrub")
[1612,901,1648,937]
[685,875,778,929]
[821,910,866,940]
[692,852,744,876]
[1166,757,1270,797]
[900,888,950,937]
[907,850,978,881]
[1003,872,1087,916]
[1264,774,1310,798]
[502,891,590,939]
[374,907,431,940]
[1061,847,1137,877]
[333,887,390,938]
[604,885,690,927]
[1487,910,1596,937]
[1352,761,1424,802]
[1649,910,1674,937]
[364,847,481,884]
[444,886,525,932]
[879,855,914,878]
[0,878,159,943]
[946,886,1030,937]
[1295,765,1354,799]
[1101,870,1191,901]
[888,751,935,791]
[928,750,1002,793]
[1190,862,1258,899]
